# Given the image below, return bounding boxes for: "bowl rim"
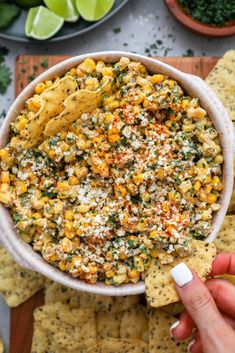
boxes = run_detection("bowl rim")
[0,51,234,296]
[165,0,235,37]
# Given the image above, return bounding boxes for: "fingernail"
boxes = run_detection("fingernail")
[170,262,193,287]
[187,339,195,352]
[169,320,180,337]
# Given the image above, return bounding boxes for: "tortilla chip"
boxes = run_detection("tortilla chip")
[0,338,3,353]
[44,89,103,137]
[0,247,44,307]
[161,302,185,317]
[228,188,235,212]
[45,282,140,313]
[149,310,189,353]
[145,240,216,308]
[24,76,77,147]
[97,311,123,340]
[32,303,96,352]
[85,338,148,353]
[120,304,149,343]
[215,215,235,253]
[206,50,235,120]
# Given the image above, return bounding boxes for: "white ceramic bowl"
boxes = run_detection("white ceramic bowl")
[0,52,234,296]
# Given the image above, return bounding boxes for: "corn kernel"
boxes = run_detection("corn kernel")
[60,238,73,252]
[198,189,207,202]
[1,171,10,184]
[207,193,217,204]
[15,181,27,195]
[215,155,224,164]
[27,96,41,112]
[101,66,114,77]
[45,80,53,88]
[77,204,90,213]
[0,192,11,204]
[0,149,10,163]
[133,173,144,184]
[149,230,159,240]
[16,117,28,132]
[155,168,165,180]
[150,74,165,84]
[194,181,201,192]
[65,210,74,221]
[57,180,69,191]
[59,261,67,271]
[108,134,120,144]
[70,68,77,76]
[114,184,127,198]
[79,58,96,73]
[35,82,46,94]
[68,176,79,185]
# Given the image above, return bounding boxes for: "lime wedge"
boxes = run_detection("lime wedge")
[25,6,64,40]
[44,0,79,22]
[76,0,115,21]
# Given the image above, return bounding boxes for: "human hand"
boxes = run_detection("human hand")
[169,253,235,353]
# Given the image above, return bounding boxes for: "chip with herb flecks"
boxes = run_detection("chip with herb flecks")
[206,50,235,120]
[215,215,235,253]
[149,310,189,353]
[31,303,96,352]
[24,75,77,147]
[97,311,123,340]
[44,87,104,137]
[0,247,44,307]
[45,281,141,313]
[145,240,216,308]
[120,304,149,343]
[85,338,148,353]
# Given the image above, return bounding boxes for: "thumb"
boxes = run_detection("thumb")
[170,262,226,334]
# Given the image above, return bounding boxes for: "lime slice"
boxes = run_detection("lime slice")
[14,0,43,8]
[25,6,64,40]
[44,0,79,22]
[76,0,115,21]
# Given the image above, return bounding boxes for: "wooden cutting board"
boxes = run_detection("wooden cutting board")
[11,55,219,353]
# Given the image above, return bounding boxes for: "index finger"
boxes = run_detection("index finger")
[210,253,235,276]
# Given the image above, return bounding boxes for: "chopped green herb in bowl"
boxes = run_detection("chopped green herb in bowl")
[178,0,235,27]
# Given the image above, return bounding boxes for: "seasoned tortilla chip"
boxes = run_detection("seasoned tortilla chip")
[215,215,235,253]
[0,247,44,307]
[161,302,184,317]
[145,240,216,308]
[45,282,140,313]
[120,304,149,343]
[44,89,103,137]
[85,338,148,353]
[97,311,123,340]
[149,310,189,353]
[0,338,4,353]
[206,50,235,120]
[31,303,96,352]
[24,76,77,147]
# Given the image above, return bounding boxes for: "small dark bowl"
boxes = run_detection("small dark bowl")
[165,0,235,37]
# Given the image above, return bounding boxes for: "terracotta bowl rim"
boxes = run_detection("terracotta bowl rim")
[165,0,235,37]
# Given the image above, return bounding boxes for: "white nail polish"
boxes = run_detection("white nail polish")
[170,262,193,287]
[187,339,195,352]
[169,320,180,337]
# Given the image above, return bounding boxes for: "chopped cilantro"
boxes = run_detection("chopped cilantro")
[13,214,22,222]
[113,27,121,33]
[28,74,35,83]
[0,64,12,94]
[40,58,49,68]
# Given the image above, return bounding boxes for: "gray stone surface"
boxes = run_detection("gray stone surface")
[0,0,234,351]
